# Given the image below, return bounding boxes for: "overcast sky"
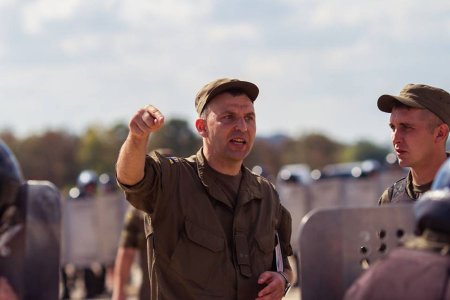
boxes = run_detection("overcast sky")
[1,0,450,146]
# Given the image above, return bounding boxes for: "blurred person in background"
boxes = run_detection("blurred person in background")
[112,207,149,300]
[98,172,118,195]
[72,170,99,199]
[377,84,450,205]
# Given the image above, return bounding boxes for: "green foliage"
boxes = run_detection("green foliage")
[0,130,81,188]
[339,140,390,163]
[149,119,201,157]
[245,137,284,179]
[77,123,127,174]
[282,133,344,170]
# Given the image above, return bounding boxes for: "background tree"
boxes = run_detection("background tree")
[245,134,292,179]
[149,119,201,157]
[0,119,396,190]
[76,123,128,176]
[339,140,390,164]
[283,133,344,170]
[5,130,81,189]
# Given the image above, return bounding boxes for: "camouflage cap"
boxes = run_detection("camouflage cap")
[377,83,450,126]
[195,78,259,115]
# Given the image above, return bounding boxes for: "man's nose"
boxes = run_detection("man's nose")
[235,117,247,131]
[392,129,401,144]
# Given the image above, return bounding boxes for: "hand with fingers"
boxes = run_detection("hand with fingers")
[255,271,286,300]
[129,105,165,139]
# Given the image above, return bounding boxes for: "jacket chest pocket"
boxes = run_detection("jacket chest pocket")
[251,233,275,275]
[169,219,225,289]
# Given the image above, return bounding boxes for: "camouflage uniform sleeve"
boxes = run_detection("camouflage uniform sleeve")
[117,152,181,215]
[119,207,145,248]
[378,187,391,206]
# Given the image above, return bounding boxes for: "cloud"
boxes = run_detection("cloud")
[2,0,450,144]
[117,0,213,28]
[21,0,82,35]
[206,23,260,42]
[0,0,13,8]
[60,34,103,56]
[297,0,450,40]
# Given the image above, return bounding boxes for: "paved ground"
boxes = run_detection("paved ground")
[285,286,301,300]
[285,255,301,300]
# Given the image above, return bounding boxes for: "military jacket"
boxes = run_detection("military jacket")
[378,171,432,205]
[120,207,146,249]
[119,149,293,300]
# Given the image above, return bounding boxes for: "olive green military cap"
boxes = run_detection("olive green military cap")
[195,78,259,115]
[377,83,450,126]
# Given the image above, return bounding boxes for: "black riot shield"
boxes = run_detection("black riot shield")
[0,180,61,300]
[298,204,415,300]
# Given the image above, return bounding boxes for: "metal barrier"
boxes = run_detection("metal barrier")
[61,192,128,267]
[297,204,415,300]
[278,169,407,255]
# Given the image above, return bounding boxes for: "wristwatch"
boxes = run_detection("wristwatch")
[277,271,291,296]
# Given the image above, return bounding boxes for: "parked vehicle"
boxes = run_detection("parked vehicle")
[276,164,312,186]
[313,159,381,180]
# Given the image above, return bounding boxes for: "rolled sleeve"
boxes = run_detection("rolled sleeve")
[117,154,161,214]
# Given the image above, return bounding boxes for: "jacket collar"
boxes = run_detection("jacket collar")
[195,148,262,207]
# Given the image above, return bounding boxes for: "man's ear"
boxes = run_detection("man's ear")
[436,123,449,142]
[195,118,208,138]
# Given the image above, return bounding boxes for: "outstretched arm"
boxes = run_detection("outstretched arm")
[116,105,164,186]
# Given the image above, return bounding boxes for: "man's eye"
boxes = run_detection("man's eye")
[222,115,234,122]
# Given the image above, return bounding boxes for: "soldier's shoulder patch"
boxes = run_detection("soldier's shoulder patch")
[167,157,178,164]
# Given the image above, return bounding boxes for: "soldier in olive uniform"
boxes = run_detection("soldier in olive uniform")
[112,206,150,300]
[116,78,293,300]
[377,84,450,205]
